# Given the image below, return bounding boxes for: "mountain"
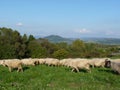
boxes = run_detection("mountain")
[36,35,120,45]
[80,37,120,45]
[44,35,74,44]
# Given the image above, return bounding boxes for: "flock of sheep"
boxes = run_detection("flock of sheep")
[0,58,120,74]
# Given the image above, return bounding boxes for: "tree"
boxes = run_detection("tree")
[28,41,47,58]
[69,39,86,57]
[53,49,69,59]
[38,38,58,57]
[28,35,35,42]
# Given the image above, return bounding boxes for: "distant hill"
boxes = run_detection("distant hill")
[44,35,74,44]
[80,37,120,45]
[36,35,120,45]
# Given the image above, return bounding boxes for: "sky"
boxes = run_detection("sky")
[1,0,120,38]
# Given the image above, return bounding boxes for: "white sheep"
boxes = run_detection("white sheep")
[21,58,39,66]
[0,60,4,65]
[111,59,120,63]
[88,58,107,68]
[1,59,23,72]
[66,59,91,72]
[59,58,73,67]
[37,58,46,64]
[44,58,60,66]
[105,59,120,74]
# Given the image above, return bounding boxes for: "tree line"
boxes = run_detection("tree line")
[0,27,119,59]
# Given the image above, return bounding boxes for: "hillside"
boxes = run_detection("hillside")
[44,35,74,44]
[42,35,120,45]
[81,38,120,45]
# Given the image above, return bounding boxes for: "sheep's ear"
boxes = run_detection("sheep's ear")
[105,59,109,63]
[105,58,109,61]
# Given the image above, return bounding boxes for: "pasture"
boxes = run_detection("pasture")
[0,64,120,90]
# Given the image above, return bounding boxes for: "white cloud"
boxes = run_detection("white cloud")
[106,30,120,37]
[75,28,91,34]
[16,22,23,26]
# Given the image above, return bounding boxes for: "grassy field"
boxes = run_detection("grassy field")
[0,65,120,90]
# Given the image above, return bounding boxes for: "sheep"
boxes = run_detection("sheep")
[44,58,60,66]
[0,60,4,65]
[105,59,120,74]
[59,58,73,67]
[37,58,46,65]
[88,58,107,68]
[66,59,91,72]
[111,59,120,63]
[21,58,39,66]
[1,59,23,72]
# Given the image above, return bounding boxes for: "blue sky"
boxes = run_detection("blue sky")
[1,0,120,38]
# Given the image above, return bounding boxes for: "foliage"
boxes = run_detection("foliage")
[28,41,47,58]
[0,27,120,59]
[53,49,69,59]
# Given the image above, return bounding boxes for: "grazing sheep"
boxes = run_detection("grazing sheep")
[45,58,60,66]
[1,59,23,72]
[37,58,46,65]
[111,59,120,63]
[88,58,107,68]
[0,60,4,65]
[67,59,91,72]
[105,59,120,74]
[59,58,73,67]
[21,58,39,66]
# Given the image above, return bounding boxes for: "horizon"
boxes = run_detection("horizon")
[35,34,120,39]
[1,0,120,38]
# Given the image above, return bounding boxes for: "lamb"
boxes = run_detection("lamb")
[105,59,120,74]
[1,59,23,72]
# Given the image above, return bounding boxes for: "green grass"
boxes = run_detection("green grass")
[0,65,120,90]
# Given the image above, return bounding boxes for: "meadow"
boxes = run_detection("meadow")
[0,65,120,90]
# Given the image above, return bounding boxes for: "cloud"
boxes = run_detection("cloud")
[75,28,91,34]
[16,22,23,26]
[105,31,114,35]
[105,30,120,37]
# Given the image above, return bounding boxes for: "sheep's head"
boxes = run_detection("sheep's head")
[105,59,111,68]
[1,60,7,67]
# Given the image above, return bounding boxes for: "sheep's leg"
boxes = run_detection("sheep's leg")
[9,67,12,72]
[17,68,20,72]
[71,67,79,72]
[75,67,79,72]
[71,68,75,72]
[92,65,94,68]
[20,67,23,72]
[86,67,91,73]
[18,67,23,72]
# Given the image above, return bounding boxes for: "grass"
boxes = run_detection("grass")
[0,65,120,90]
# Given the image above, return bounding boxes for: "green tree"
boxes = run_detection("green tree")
[28,41,47,58]
[53,49,69,59]
[69,39,86,58]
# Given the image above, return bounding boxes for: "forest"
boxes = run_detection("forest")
[0,27,120,59]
